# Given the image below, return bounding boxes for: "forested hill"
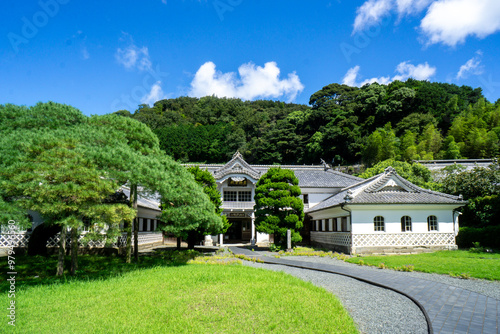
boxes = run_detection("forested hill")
[115,79,500,166]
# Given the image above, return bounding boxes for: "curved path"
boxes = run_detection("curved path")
[230,247,499,334]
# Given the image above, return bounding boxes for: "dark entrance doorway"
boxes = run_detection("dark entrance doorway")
[225,219,252,243]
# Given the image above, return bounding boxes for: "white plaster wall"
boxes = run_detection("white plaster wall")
[307,193,333,208]
[256,232,269,243]
[138,206,161,220]
[351,206,456,234]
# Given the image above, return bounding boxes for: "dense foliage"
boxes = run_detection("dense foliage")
[0,102,220,273]
[118,80,498,166]
[439,163,500,228]
[253,168,304,246]
[358,159,437,190]
[180,166,229,248]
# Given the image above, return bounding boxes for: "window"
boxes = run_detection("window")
[332,218,338,232]
[310,220,315,231]
[374,216,385,232]
[303,194,309,204]
[224,191,237,201]
[428,216,438,231]
[401,216,412,232]
[341,217,348,232]
[238,191,252,202]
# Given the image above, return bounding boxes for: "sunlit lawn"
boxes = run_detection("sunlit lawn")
[346,250,500,280]
[1,252,358,333]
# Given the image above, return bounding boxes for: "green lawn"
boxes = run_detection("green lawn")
[1,253,358,333]
[346,250,500,280]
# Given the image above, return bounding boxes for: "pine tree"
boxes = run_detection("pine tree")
[254,168,304,246]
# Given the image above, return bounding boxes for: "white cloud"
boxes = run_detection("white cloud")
[115,35,152,71]
[342,66,361,86]
[392,61,436,81]
[353,0,393,32]
[352,0,500,46]
[141,81,167,106]
[342,61,436,86]
[420,0,500,46]
[82,46,90,60]
[456,51,484,79]
[189,61,304,102]
[395,0,433,16]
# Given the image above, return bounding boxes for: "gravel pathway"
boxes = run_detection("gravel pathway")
[243,260,428,334]
[242,254,500,334]
[280,256,500,300]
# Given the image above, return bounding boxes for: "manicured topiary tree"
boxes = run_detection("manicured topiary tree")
[254,167,304,247]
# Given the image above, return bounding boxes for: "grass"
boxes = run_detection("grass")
[269,246,500,280]
[1,251,358,333]
[0,249,201,289]
[345,250,500,280]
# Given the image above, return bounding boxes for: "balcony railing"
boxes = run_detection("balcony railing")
[222,201,255,210]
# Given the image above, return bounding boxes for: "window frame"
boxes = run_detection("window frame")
[374,216,385,232]
[238,191,252,202]
[223,191,237,202]
[427,215,438,231]
[401,216,412,232]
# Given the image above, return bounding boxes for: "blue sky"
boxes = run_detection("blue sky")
[2,0,500,115]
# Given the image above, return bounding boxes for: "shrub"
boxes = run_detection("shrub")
[469,242,485,253]
[269,243,282,252]
[456,226,500,249]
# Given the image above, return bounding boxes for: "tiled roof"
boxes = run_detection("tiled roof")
[184,153,362,188]
[213,151,262,180]
[291,169,362,188]
[307,167,467,213]
[120,187,161,211]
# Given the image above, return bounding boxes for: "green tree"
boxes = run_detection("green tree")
[1,103,222,270]
[362,123,398,166]
[439,164,500,200]
[443,135,461,159]
[399,130,419,161]
[182,166,227,248]
[253,168,304,247]
[1,134,136,275]
[359,159,437,190]
[439,163,500,227]
[417,123,443,160]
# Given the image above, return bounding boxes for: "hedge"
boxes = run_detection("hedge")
[456,226,500,249]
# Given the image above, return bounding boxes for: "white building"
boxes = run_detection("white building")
[307,166,466,254]
[194,152,466,254]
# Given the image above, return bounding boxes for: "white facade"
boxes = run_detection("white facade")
[190,154,466,253]
[307,167,466,254]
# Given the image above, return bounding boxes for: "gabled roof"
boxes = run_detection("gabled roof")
[307,166,467,213]
[213,151,261,180]
[188,153,362,188]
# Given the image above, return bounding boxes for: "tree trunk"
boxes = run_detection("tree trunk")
[133,217,139,261]
[125,220,132,263]
[131,184,139,262]
[177,237,181,249]
[56,226,67,276]
[186,231,200,250]
[70,227,78,275]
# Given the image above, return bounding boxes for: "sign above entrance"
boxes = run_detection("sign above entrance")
[228,177,247,187]
[228,212,247,218]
